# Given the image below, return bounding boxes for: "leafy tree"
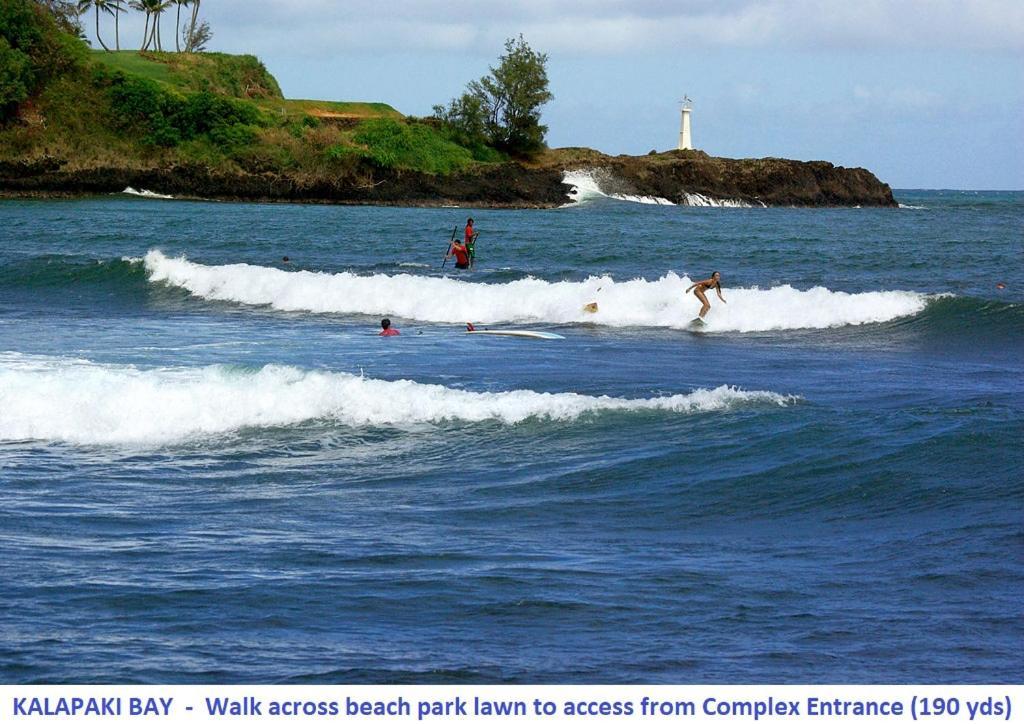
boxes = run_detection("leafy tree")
[1,0,84,120]
[2,0,48,52]
[434,35,552,156]
[182,17,208,52]
[181,0,205,51]
[432,91,488,150]
[0,37,33,117]
[32,0,84,37]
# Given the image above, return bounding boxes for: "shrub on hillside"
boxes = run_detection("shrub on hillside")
[0,38,32,116]
[349,119,473,174]
[95,68,264,149]
[0,0,85,121]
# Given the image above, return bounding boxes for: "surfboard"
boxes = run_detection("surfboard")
[689,317,707,329]
[467,330,565,340]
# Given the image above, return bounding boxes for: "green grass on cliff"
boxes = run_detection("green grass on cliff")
[326,119,474,175]
[83,52,468,174]
[261,98,402,121]
[91,53,404,120]
[1,2,489,179]
[91,50,284,99]
[90,51,175,85]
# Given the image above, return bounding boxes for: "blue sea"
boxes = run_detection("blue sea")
[1,187,1021,683]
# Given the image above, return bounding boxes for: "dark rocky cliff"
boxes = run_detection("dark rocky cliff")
[0,147,895,208]
[541,148,896,207]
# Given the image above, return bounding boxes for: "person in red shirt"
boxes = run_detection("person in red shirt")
[379,318,400,336]
[446,239,471,269]
[464,218,478,268]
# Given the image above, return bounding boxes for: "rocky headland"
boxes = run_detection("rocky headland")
[0,148,895,208]
[0,5,895,209]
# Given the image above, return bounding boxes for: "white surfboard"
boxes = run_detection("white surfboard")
[467,330,565,340]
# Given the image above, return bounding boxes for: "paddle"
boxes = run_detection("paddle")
[440,226,457,268]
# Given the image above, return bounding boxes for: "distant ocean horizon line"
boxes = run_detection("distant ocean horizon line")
[893,187,1024,193]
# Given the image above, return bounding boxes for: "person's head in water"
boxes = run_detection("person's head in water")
[381,318,391,330]
[282,256,290,263]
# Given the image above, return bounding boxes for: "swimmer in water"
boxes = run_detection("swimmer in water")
[686,271,726,319]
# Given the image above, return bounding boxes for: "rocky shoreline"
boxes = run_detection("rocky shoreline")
[0,148,896,208]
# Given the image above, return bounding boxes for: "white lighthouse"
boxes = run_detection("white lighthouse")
[678,95,693,150]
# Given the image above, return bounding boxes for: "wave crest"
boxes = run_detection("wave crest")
[122,186,174,200]
[142,250,931,332]
[0,354,795,445]
[563,169,675,205]
[562,169,761,207]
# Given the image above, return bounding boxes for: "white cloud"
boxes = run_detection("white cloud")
[852,85,945,113]
[193,0,1024,55]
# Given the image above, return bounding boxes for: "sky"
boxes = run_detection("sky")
[85,1,1024,189]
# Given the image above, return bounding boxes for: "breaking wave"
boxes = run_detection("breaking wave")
[682,192,763,208]
[0,353,795,445]
[563,170,674,205]
[562,170,759,207]
[121,186,175,200]
[141,250,932,332]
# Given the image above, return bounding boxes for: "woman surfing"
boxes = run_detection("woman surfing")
[686,271,726,320]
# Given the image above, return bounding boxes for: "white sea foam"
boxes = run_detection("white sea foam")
[562,170,759,207]
[122,186,174,200]
[898,203,927,210]
[0,353,793,445]
[562,170,675,205]
[141,250,932,332]
[682,192,763,208]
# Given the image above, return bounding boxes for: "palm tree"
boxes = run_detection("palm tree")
[130,0,152,50]
[172,0,190,52]
[184,0,200,51]
[136,0,167,51]
[154,0,171,51]
[130,0,147,49]
[109,0,125,51]
[77,0,114,51]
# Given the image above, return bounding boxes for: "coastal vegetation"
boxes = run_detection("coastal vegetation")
[0,0,520,180]
[1,0,84,121]
[433,34,552,157]
[0,0,895,207]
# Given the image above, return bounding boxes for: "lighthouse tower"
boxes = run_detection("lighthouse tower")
[678,95,693,150]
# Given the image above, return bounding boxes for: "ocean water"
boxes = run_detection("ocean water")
[0,188,1021,683]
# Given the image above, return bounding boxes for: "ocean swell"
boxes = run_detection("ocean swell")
[0,354,795,445]
[141,250,931,332]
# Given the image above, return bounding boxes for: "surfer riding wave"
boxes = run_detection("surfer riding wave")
[686,271,726,319]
